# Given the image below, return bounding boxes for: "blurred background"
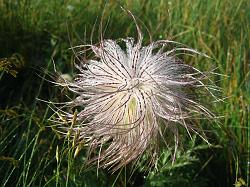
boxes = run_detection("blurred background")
[0,0,249,186]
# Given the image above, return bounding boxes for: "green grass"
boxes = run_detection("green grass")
[0,0,249,186]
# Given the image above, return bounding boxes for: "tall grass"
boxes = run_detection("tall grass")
[0,0,249,186]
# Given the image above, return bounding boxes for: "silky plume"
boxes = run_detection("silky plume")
[52,25,220,171]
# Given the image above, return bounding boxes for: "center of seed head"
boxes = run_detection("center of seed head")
[127,78,140,90]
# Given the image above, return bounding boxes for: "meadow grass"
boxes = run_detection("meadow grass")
[0,0,249,186]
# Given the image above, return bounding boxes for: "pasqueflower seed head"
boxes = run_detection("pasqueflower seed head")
[54,27,218,171]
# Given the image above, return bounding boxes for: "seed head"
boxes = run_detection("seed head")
[54,29,218,171]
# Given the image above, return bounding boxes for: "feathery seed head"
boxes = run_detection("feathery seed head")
[54,29,217,170]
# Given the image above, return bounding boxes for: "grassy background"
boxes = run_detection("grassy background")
[0,0,249,186]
